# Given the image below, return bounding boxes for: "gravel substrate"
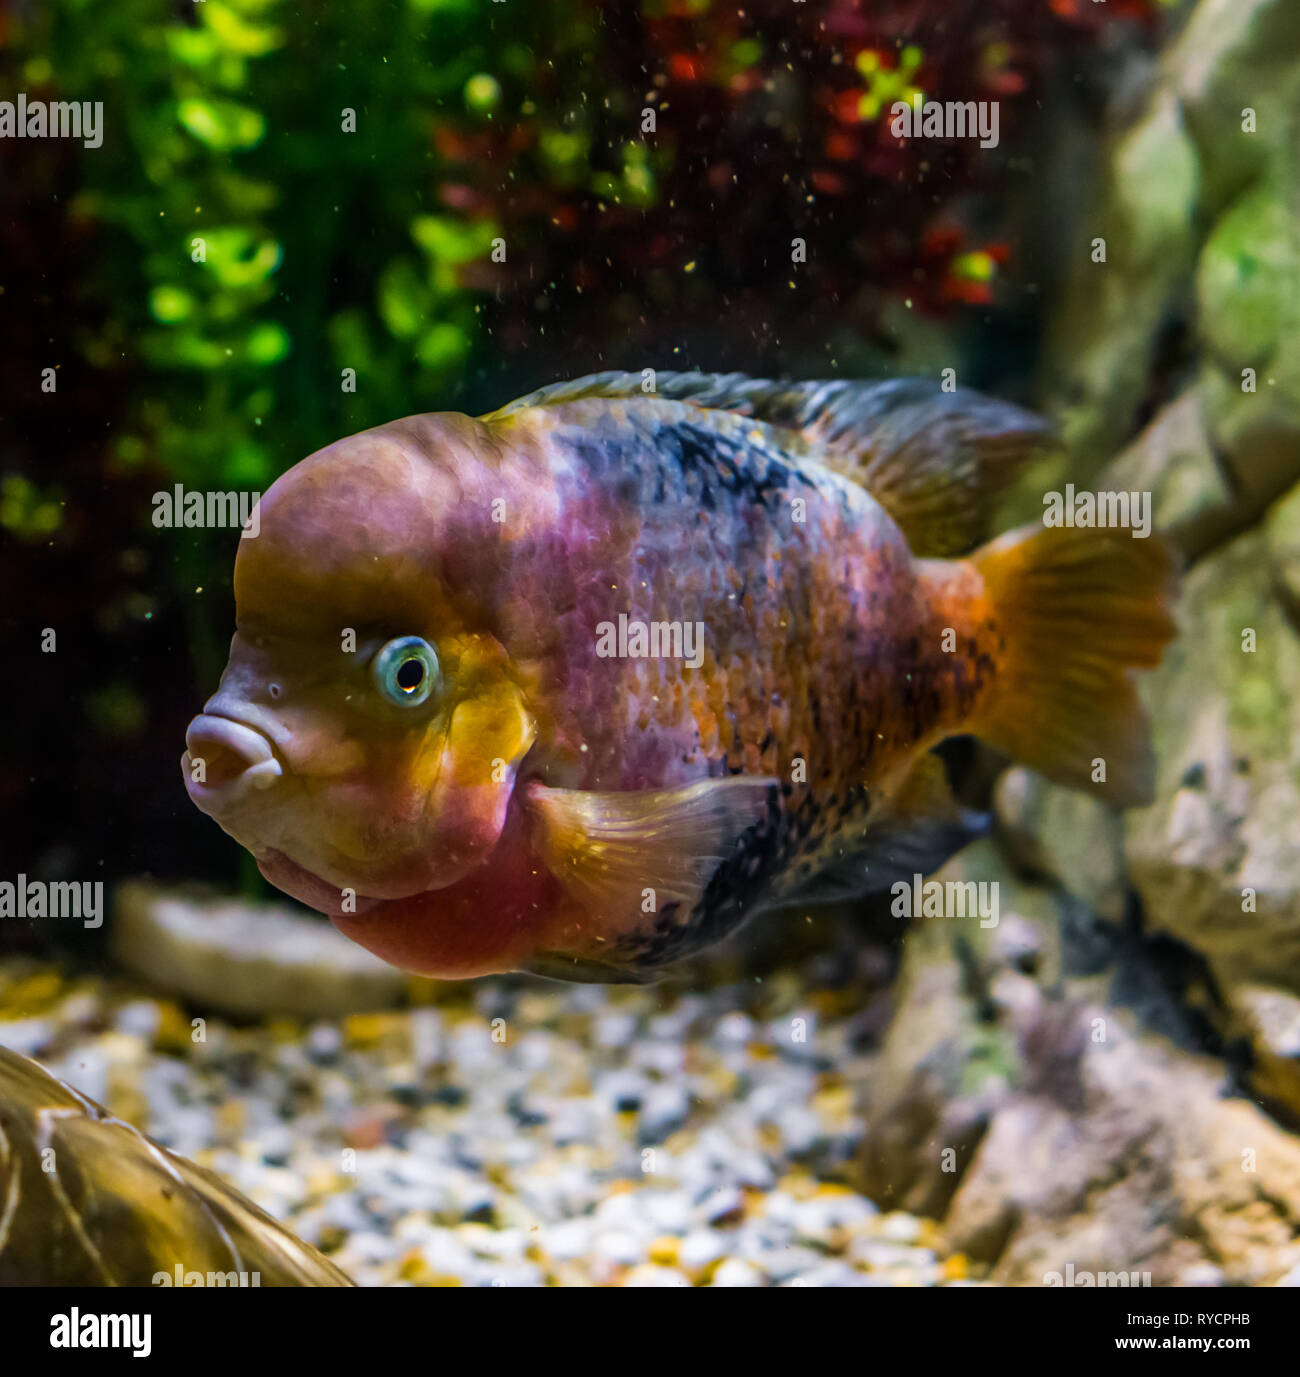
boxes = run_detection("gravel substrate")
[0,945,972,1287]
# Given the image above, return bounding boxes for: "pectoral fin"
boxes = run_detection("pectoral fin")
[527,775,778,928]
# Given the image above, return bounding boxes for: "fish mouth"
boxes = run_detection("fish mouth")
[182,713,283,810]
[182,708,427,916]
[256,848,383,919]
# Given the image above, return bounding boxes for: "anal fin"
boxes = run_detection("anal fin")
[784,753,988,905]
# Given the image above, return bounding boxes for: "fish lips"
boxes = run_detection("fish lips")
[182,713,283,814]
[182,711,439,916]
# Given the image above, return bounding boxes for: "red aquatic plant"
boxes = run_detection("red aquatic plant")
[426,0,1164,378]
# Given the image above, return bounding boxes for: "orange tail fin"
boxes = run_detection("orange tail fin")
[971,522,1178,807]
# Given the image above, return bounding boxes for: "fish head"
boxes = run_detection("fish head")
[182,415,536,919]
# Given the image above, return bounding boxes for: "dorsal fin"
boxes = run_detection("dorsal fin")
[489,371,1056,556]
[799,379,1057,556]
[489,370,842,424]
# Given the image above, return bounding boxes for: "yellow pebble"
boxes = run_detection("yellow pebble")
[811,1084,854,1122]
[99,1031,147,1064]
[305,1166,339,1197]
[707,1067,740,1096]
[943,1253,969,1282]
[216,1099,246,1137]
[153,1000,192,1053]
[778,1172,819,1200]
[343,1012,402,1046]
[518,993,561,1023]
[648,1235,680,1266]
[6,972,63,1013]
[916,1217,944,1249]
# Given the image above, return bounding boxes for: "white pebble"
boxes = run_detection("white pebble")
[679,1230,728,1271]
[114,1000,161,1041]
[712,1257,765,1287]
[622,1264,691,1287]
[715,1012,755,1046]
[697,1186,745,1226]
[593,1229,644,1266]
[878,1211,919,1243]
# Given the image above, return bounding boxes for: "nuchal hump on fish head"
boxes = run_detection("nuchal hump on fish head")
[181,370,1177,982]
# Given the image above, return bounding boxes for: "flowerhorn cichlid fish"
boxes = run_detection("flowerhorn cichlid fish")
[182,372,1177,982]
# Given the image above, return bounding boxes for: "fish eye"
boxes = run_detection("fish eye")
[372,636,440,708]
